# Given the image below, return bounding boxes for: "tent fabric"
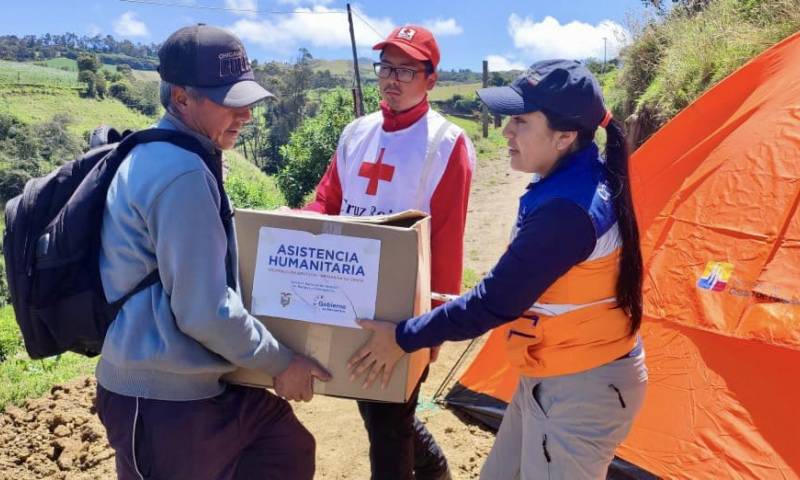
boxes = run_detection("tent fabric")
[445,30,800,479]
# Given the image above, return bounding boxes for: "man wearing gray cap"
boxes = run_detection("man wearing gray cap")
[94,24,329,479]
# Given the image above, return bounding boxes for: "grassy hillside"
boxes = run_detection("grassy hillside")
[310,57,374,79]
[0,59,79,88]
[0,59,158,137]
[0,90,155,137]
[609,0,800,146]
[41,57,80,71]
[41,57,160,82]
[430,82,481,101]
[225,148,286,209]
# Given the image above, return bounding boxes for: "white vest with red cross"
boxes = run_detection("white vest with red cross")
[335,109,469,217]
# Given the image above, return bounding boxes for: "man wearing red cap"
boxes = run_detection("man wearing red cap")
[305,24,474,480]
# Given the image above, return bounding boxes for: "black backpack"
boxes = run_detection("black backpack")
[3,127,233,359]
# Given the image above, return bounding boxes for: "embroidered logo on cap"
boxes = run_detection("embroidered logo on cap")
[397,28,416,41]
[218,50,251,78]
[525,68,543,86]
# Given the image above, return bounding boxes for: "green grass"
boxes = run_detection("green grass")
[0,89,155,137]
[0,353,97,411]
[225,148,286,209]
[310,58,374,79]
[462,267,481,292]
[615,0,800,139]
[0,306,22,362]
[0,59,79,87]
[40,57,124,75]
[131,69,160,82]
[444,114,506,158]
[41,57,79,71]
[0,305,97,411]
[429,82,481,102]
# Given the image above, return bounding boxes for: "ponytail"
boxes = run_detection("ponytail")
[544,111,644,335]
[604,118,643,334]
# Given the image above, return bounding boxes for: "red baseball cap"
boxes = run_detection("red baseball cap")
[372,25,440,70]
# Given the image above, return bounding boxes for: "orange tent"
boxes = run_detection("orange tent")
[446,31,800,479]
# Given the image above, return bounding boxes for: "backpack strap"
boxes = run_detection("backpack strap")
[108,129,236,309]
[108,269,161,311]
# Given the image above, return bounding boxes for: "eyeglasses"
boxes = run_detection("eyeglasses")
[373,62,421,83]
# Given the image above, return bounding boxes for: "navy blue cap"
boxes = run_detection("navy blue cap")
[477,59,607,131]
[158,24,274,108]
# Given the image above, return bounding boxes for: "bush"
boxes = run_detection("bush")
[0,113,83,204]
[615,0,800,146]
[109,81,131,99]
[276,87,380,207]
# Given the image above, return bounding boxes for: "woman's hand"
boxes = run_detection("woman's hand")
[348,319,407,389]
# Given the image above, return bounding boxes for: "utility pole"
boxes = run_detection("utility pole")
[347,3,365,117]
[603,37,608,73]
[481,60,489,138]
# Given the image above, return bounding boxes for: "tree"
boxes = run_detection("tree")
[95,74,107,98]
[78,70,97,97]
[277,86,381,206]
[489,72,506,86]
[109,81,131,99]
[76,53,100,73]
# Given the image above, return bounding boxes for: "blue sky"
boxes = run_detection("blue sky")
[1,0,650,70]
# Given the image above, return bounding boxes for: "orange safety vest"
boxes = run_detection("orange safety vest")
[499,247,636,378]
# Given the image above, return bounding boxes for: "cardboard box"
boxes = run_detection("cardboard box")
[224,208,431,403]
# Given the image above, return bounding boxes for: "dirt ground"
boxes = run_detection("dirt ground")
[0,143,530,480]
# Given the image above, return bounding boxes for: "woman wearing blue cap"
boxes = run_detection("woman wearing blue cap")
[348,59,647,479]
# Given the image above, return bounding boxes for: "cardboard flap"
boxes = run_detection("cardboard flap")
[238,208,428,227]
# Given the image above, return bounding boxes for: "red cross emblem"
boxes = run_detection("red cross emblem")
[358,148,395,196]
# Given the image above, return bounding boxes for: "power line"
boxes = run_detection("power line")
[351,10,387,40]
[119,0,345,15]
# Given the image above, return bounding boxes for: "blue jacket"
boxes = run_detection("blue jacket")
[397,143,641,357]
[96,114,293,400]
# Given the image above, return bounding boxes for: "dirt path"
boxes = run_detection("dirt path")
[0,142,529,480]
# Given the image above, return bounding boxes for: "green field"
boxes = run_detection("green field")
[41,57,79,71]
[429,82,481,101]
[311,57,374,79]
[0,59,79,87]
[0,90,155,136]
[42,57,159,81]
[445,114,506,157]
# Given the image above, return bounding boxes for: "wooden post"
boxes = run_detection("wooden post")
[347,3,365,117]
[481,60,489,138]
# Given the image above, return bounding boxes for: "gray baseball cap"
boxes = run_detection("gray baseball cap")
[158,24,274,107]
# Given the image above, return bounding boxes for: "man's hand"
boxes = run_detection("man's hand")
[274,354,332,402]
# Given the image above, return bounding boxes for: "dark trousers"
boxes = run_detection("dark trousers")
[357,369,449,480]
[96,384,315,480]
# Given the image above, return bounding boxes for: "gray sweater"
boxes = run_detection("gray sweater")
[96,115,293,400]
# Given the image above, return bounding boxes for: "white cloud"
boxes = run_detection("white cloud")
[487,54,525,71]
[227,6,392,54]
[278,0,333,5]
[86,24,102,37]
[114,12,150,38]
[507,14,630,61]
[422,18,463,36]
[226,0,258,17]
